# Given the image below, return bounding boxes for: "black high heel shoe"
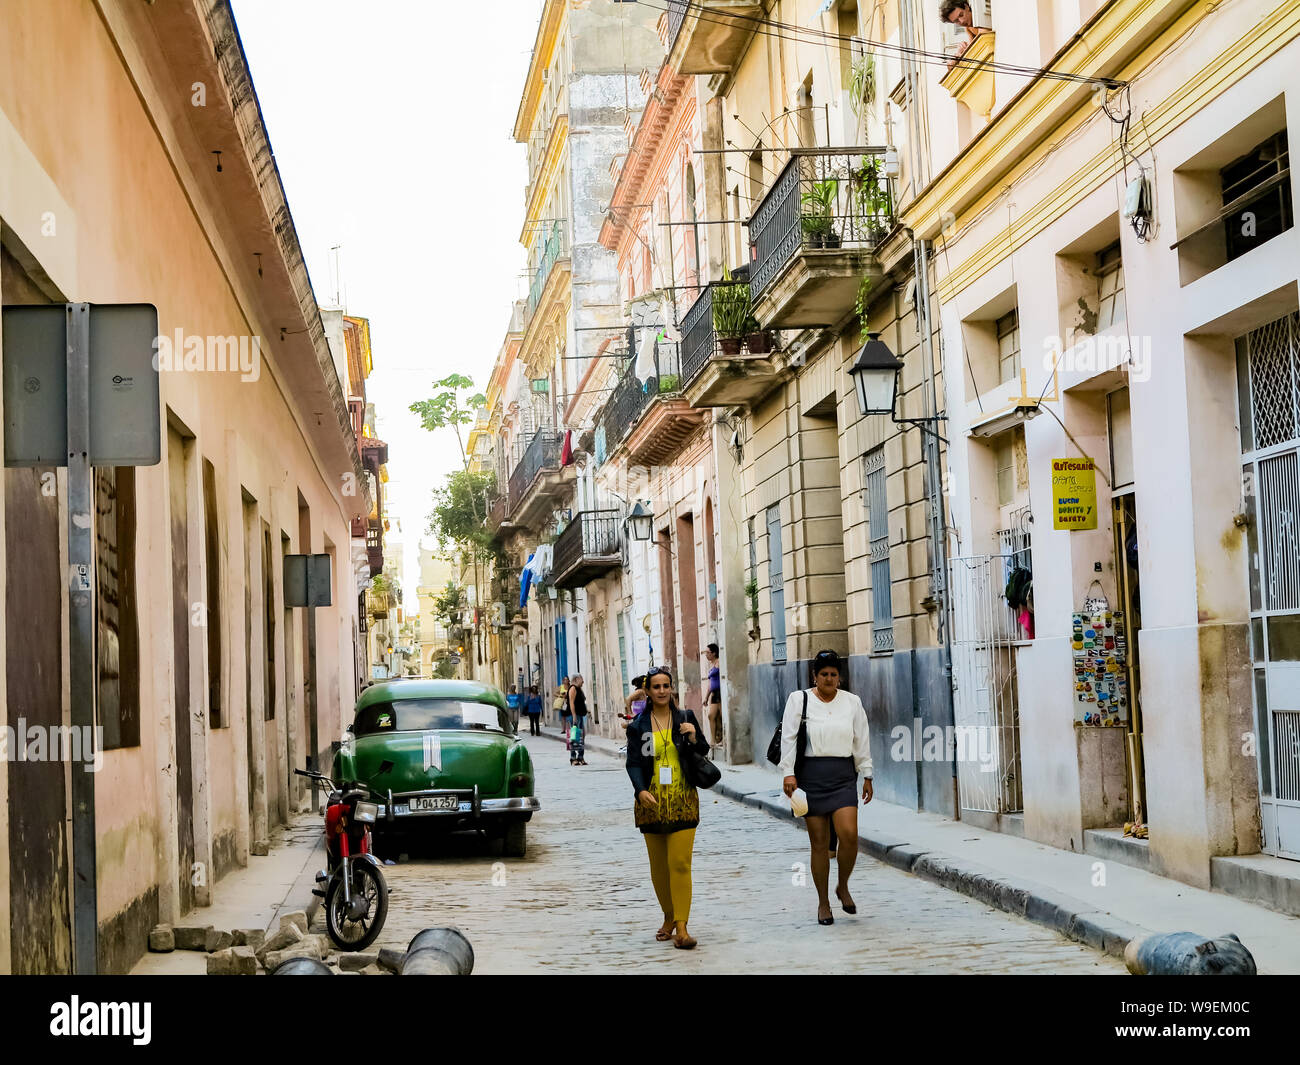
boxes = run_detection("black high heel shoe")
[836,886,857,914]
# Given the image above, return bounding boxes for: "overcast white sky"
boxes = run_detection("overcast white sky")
[230,0,541,607]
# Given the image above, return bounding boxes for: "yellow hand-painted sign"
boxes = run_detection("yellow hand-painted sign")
[1051,458,1098,530]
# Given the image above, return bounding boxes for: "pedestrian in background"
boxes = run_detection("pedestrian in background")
[556,676,571,737]
[778,649,873,926]
[624,674,647,727]
[568,674,588,765]
[523,685,543,736]
[506,685,521,731]
[626,666,709,949]
[703,644,723,751]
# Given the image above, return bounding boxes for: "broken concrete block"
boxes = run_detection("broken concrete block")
[263,940,324,971]
[205,928,234,953]
[207,946,258,975]
[233,928,265,950]
[147,925,175,953]
[338,952,378,972]
[376,948,405,974]
[278,910,309,937]
[250,839,270,856]
[174,925,214,951]
[257,922,304,961]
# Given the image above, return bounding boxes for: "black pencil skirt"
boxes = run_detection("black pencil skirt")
[798,755,858,817]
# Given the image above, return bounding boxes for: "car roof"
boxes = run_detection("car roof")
[354,678,506,714]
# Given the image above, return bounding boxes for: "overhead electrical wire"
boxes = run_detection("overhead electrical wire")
[639,0,1125,88]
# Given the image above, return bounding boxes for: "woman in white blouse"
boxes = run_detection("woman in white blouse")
[779,649,873,925]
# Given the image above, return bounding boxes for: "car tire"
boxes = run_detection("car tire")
[502,820,526,859]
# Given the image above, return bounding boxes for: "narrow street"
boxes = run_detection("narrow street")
[368,732,1123,974]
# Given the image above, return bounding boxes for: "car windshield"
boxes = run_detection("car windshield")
[352,698,508,736]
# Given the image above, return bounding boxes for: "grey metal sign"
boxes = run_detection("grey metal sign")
[284,553,333,608]
[2,303,160,467]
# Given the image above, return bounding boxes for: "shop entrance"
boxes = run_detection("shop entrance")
[1237,311,1300,860]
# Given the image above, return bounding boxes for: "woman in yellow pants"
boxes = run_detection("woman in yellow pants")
[625,666,710,949]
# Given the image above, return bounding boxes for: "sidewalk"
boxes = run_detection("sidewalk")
[130,812,325,975]
[550,726,1300,975]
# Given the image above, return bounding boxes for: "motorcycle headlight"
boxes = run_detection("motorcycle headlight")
[353,801,379,824]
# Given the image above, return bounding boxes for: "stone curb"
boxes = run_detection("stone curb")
[537,724,1149,960]
[721,783,1150,961]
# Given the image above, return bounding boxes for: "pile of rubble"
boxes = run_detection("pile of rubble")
[146,911,388,975]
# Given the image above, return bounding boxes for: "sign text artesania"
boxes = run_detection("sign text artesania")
[1051,457,1098,530]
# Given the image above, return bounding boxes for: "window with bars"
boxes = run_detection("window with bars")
[995,431,1018,507]
[1222,131,1291,263]
[1096,241,1126,330]
[996,309,1021,384]
[864,447,893,653]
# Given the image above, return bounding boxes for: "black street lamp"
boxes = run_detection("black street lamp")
[847,332,948,441]
[848,332,903,417]
[627,500,654,542]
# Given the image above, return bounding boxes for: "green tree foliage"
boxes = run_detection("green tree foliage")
[428,468,495,552]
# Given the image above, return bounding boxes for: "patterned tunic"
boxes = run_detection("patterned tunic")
[635,727,700,834]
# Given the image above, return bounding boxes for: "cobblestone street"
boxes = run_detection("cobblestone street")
[362,733,1124,974]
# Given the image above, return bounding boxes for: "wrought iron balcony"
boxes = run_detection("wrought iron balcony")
[552,510,621,590]
[599,339,706,465]
[678,279,779,408]
[524,221,568,330]
[486,492,511,537]
[664,0,764,77]
[506,428,565,527]
[749,148,894,329]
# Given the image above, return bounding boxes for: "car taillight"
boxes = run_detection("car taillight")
[510,773,529,791]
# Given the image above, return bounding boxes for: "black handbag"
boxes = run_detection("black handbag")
[678,713,721,789]
[766,691,808,770]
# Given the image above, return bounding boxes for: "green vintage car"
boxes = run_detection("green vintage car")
[333,678,539,857]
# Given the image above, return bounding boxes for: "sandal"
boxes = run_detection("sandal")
[655,925,674,942]
[672,932,697,950]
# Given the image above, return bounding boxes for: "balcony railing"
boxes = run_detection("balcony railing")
[599,341,681,454]
[487,492,509,535]
[552,510,622,589]
[507,428,562,512]
[680,280,755,387]
[749,149,894,304]
[525,221,568,328]
[666,0,687,48]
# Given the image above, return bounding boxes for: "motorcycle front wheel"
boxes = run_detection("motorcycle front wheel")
[324,860,388,951]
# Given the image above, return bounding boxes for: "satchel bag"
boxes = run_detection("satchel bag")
[678,714,721,789]
[765,691,809,770]
[679,740,721,790]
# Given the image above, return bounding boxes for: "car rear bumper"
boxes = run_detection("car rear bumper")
[377,787,539,821]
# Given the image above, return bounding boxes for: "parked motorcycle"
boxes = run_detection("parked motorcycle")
[295,767,389,950]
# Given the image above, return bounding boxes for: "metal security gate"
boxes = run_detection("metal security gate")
[949,554,1023,814]
[1238,311,1300,859]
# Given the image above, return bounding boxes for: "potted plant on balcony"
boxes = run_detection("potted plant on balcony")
[800,178,841,248]
[712,269,751,355]
[744,312,773,355]
[854,157,893,243]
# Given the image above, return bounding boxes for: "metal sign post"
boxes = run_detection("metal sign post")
[67,304,97,976]
[3,301,159,975]
[284,553,332,810]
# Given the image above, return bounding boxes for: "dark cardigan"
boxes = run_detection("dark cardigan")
[625,705,709,797]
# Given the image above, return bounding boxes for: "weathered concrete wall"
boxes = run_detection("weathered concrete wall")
[0,0,362,970]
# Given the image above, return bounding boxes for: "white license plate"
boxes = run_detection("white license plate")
[410,795,459,812]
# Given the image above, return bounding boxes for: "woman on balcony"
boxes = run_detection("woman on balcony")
[626,666,710,949]
[778,650,874,926]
